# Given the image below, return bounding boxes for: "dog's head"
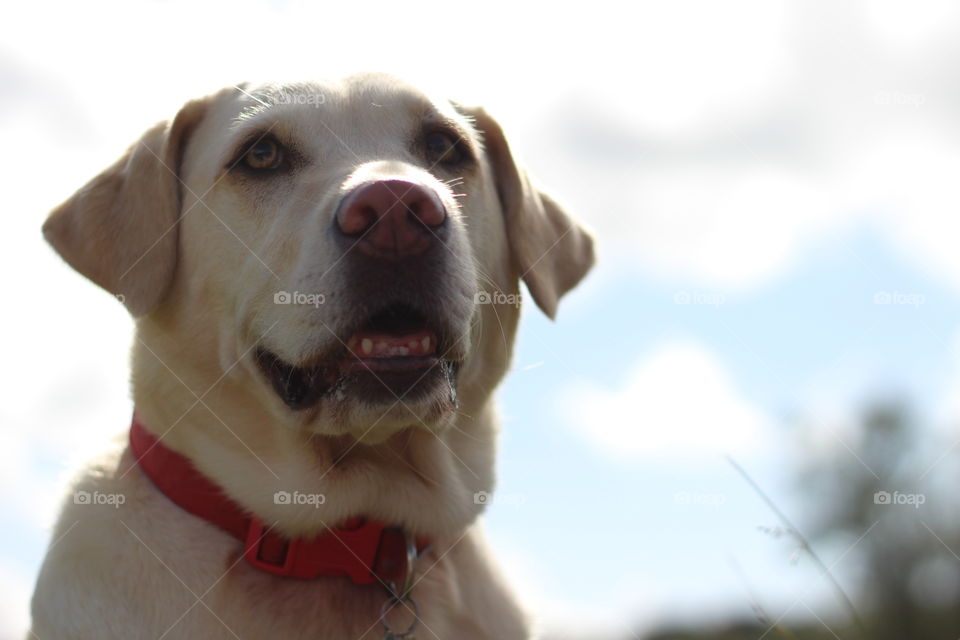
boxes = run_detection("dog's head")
[44,74,594,443]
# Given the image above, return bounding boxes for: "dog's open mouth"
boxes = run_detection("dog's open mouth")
[255,304,460,411]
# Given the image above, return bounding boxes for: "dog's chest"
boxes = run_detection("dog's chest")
[129,511,457,638]
[117,479,479,639]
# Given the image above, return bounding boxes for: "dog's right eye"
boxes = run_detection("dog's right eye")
[242,138,284,171]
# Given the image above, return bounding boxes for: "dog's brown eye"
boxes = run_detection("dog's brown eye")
[424,131,462,166]
[243,138,283,170]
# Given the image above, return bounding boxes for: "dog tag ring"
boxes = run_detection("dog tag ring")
[380,593,418,640]
[380,528,421,639]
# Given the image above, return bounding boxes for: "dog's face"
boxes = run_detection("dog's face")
[44,74,594,443]
[180,78,489,439]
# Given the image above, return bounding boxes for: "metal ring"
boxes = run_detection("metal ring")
[379,593,420,637]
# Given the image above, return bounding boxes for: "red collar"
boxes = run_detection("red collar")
[129,414,425,587]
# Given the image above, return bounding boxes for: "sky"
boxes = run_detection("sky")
[4,0,960,637]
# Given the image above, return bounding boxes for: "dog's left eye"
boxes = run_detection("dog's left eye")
[424,131,463,166]
[243,138,283,170]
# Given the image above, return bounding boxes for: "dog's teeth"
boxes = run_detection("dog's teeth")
[353,334,436,359]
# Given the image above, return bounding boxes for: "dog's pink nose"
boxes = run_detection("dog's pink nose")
[336,180,446,258]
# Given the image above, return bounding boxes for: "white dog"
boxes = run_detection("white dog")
[31,74,594,639]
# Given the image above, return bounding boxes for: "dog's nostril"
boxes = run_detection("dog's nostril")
[358,206,378,232]
[407,201,430,225]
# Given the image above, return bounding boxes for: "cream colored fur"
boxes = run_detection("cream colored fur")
[32,74,594,639]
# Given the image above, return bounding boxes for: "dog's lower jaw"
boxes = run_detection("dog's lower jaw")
[285,366,461,443]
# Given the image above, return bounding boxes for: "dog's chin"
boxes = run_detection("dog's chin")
[254,303,464,441]
[335,388,460,443]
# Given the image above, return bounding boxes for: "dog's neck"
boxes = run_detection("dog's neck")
[129,413,432,587]
[128,319,498,542]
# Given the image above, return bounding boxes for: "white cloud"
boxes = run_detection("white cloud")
[497,1,960,295]
[853,128,960,292]
[562,341,770,459]
[11,0,960,297]
[561,1,791,135]
[856,0,960,50]
[616,166,843,289]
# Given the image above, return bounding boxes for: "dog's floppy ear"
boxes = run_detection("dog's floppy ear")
[42,97,210,317]
[461,105,595,319]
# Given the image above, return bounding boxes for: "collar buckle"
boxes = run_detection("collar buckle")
[243,516,393,583]
[243,517,303,577]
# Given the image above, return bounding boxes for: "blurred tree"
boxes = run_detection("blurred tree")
[632,401,960,640]
[798,402,960,640]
